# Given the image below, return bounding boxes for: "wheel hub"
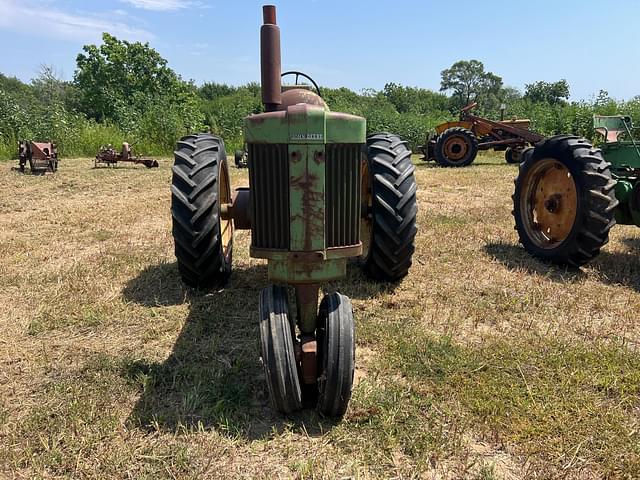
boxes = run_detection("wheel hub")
[520,159,578,248]
[444,136,469,161]
[544,194,562,213]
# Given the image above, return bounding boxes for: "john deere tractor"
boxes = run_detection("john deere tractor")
[170,5,417,417]
[512,114,640,266]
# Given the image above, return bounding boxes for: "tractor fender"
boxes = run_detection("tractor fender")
[434,121,473,135]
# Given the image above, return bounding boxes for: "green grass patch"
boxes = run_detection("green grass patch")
[381,324,640,476]
[429,213,470,227]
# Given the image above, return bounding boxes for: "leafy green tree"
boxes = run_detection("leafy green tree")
[382,83,449,115]
[322,87,364,113]
[74,32,201,133]
[200,87,262,150]
[31,65,66,104]
[0,73,34,98]
[31,64,82,113]
[499,86,522,105]
[199,82,237,101]
[440,60,503,111]
[524,80,570,105]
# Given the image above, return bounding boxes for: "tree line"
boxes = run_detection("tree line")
[1,34,639,160]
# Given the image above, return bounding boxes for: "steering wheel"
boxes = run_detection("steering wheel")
[281,71,323,98]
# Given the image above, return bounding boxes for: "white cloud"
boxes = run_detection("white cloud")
[0,0,154,42]
[119,0,191,11]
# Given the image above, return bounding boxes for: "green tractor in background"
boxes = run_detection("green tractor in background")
[512,115,640,266]
[170,6,418,417]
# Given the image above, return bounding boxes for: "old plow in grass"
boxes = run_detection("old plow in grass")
[18,141,58,174]
[95,143,159,168]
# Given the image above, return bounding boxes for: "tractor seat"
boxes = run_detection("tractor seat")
[594,115,632,143]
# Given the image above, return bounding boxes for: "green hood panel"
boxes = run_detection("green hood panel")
[244,104,366,145]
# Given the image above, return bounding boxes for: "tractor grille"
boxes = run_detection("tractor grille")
[248,143,290,250]
[325,144,361,248]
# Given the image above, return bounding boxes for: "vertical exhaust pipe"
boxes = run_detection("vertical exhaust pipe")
[261,5,281,112]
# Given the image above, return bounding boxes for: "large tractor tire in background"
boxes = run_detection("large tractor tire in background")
[171,133,234,288]
[361,133,418,282]
[512,135,618,267]
[434,127,479,167]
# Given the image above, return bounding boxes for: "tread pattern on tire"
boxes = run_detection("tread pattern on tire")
[434,127,479,167]
[512,135,618,267]
[171,133,231,289]
[317,292,355,418]
[363,133,418,282]
[259,285,302,414]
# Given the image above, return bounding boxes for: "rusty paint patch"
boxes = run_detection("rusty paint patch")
[279,89,328,111]
[290,169,324,252]
[18,140,58,174]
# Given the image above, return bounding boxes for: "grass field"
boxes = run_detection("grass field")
[1,152,639,479]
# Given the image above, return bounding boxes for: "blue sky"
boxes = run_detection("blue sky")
[0,0,638,100]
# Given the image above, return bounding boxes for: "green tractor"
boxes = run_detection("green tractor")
[170,5,417,417]
[512,114,640,266]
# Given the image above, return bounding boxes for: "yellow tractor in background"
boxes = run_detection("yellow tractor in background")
[419,102,545,167]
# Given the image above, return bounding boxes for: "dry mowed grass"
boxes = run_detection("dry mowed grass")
[0,153,639,479]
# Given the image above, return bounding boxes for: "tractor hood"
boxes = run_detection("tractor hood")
[244,104,365,145]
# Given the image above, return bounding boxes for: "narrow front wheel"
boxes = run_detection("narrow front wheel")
[259,285,303,414]
[316,292,355,418]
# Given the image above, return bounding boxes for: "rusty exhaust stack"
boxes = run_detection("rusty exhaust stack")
[261,5,281,112]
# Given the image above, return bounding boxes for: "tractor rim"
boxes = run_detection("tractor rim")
[443,136,469,162]
[520,158,577,249]
[360,157,372,259]
[219,159,233,259]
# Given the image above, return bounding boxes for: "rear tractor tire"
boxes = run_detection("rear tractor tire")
[434,127,479,167]
[171,133,234,289]
[361,133,418,282]
[512,135,618,267]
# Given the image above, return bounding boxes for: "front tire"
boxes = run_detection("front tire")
[361,133,418,282]
[259,285,303,414]
[171,133,233,289]
[434,127,478,167]
[316,292,355,418]
[512,135,617,267]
